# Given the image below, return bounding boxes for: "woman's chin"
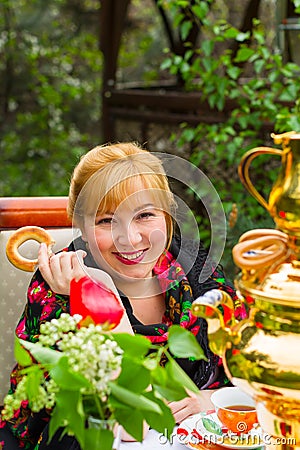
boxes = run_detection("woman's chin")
[114,269,153,282]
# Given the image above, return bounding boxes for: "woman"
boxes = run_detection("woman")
[0,142,238,449]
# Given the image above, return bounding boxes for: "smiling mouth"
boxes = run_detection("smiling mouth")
[116,250,144,261]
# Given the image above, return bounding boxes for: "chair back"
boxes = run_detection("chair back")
[0,197,73,403]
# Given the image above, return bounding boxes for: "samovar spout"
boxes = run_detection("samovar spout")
[191,289,241,356]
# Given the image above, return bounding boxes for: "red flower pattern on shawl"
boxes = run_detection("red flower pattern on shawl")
[1,244,239,448]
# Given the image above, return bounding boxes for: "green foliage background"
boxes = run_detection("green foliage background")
[156,0,300,275]
[0,0,167,196]
[1,0,300,276]
[0,0,103,196]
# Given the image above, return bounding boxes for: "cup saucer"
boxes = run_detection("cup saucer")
[177,410,264,449]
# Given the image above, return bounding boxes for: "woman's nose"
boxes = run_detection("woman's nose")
[114,221,143,247]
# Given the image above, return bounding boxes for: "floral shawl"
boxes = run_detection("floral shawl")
[0,236,242,449]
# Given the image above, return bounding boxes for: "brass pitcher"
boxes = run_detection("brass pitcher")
[238,131,300,240]
[192,132,300,449]
[233,132,300,299]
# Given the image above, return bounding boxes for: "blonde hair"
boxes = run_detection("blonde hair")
[67,142,176,248]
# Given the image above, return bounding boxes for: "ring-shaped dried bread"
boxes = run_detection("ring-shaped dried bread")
[6,226,55,272]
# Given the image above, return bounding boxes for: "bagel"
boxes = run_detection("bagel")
[6,226,55,272]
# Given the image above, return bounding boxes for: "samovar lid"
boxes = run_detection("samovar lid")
[233,229,300,306]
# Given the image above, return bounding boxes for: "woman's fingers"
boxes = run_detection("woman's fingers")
[168,391,202,424]
[71,250,87,281]
[168,389,214,423]
[38,245,87,295]
[38,242,55,283]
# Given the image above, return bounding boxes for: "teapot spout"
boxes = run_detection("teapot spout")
[191,289,237,356]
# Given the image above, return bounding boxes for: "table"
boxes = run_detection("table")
[120,428,183,449]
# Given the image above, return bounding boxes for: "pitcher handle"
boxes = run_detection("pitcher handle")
[238,147,282,212]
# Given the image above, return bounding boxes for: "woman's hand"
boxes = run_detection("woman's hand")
[168,389,215,424]
[38,243,87,295]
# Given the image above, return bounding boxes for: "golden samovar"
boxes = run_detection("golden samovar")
[192,132,300,449]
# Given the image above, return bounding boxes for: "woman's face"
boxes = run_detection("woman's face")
[84,188,168,282]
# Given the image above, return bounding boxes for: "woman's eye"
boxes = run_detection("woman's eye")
[95,217,113,225]
[137,211,155,220]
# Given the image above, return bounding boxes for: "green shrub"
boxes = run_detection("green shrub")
[159,0,300,276]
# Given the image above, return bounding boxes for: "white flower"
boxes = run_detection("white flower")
[1,313,124,421]
[39,314,124,397]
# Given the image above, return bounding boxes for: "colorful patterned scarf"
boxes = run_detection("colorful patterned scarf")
[132,249,201,343]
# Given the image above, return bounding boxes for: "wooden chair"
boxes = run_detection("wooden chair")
[0,197,73,404]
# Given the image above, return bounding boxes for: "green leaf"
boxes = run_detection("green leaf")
[160,58,172,70]
[50,356,91,390]
[151,366,187,401]
[268,70,279,84]
[48,408,68,444]
[14,338,33,366]
[114,408,144,442]
[83,427,114,450]
[181,128,196,142]
[234,47,255,63]
[152,382,187,402]
[173,12,184,28]
[180,21,192,41]
[26,369,44,402]
[117,356,150,393]
[174,55,183,66]
[113,333,151,359]
[223,27,239,39]
[180,61,190,73]
[201,40,214,57]
[150,364,168,385]
[191,3,209,20]
[49,390,85,448]
[166,359,199,394]
[109,383,162,414]
[216,97,225,111]
[235,31,250,42]
[202,57,213,72]
[227,66,241,80]
[202,417,223,435]
[254,59,265,74]
[20,339,63,366]
[289,116,300,131]
[168,325,206,359]
[143,391,175,435]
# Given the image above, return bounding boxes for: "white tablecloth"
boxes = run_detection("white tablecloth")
[120,428,183,450]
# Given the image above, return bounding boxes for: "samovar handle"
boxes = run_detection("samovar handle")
[238,146,282,212]
[232,228,289,270]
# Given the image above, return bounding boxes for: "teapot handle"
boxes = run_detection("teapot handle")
[238,147,282,212]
